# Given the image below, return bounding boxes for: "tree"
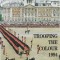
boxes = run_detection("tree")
[0,14,2,21]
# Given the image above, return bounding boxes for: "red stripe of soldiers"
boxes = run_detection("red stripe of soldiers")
[0,28,18,51]
[0,26,30,53]
[1,27,29,51]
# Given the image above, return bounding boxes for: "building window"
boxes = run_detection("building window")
[54,2,56,4]
[27,0,32,3]
[53,14,55,16]
[35,3,38,6]
[27,0,28,3]
[43,3,46,6]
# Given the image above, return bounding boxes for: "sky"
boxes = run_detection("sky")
[0,0,60,3]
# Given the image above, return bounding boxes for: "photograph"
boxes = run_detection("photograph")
[0,0,60,60]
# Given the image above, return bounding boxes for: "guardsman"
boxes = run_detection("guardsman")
[26,50,29,58]
[19,51,23,58]
[37,45,40,54]
[59,55,60,60]
[14,31,16,36]
[18,34,19,39]
[31,40,33,48]
[1,41,3,49]
[3,45,5,55]
[22,36,23,42]
[24,37,26,43]
[0,37,2,44]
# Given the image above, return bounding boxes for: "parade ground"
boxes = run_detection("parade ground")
[0,27,60,60]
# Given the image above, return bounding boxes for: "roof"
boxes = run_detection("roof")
[1,0,60,7]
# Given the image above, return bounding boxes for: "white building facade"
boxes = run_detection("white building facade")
[1,0,60,25]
